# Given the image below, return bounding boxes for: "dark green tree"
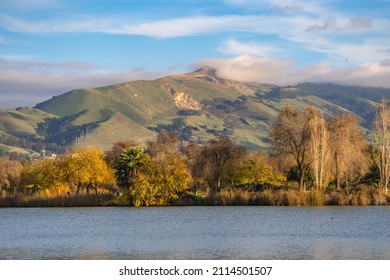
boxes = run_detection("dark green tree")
[114,147,148,189]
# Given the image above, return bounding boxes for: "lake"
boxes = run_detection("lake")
[0,206,389,259]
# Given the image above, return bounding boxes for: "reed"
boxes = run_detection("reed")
[2,186,389,207]
[0,193,114,207]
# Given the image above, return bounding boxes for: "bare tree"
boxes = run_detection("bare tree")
[146,129,180,157]
[307,107,330,189]
[329,113,369,189]
[196,137,247,192]
[373,100,390,193]
[270,106,311,191]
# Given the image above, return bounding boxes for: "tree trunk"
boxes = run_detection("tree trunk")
[76,182,82,195]
[335,154,340,190]
[216,176,221,193]
[299,167,305,191]
[94,186,98,197]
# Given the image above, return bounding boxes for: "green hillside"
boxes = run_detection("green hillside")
[2,67,390,155]
[0,108,56,156]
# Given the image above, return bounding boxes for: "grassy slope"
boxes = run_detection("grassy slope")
[76,111,156,150]
[0,108,57,154]
[0,108,56,137]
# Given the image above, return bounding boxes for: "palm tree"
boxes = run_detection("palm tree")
[114,147,148,188]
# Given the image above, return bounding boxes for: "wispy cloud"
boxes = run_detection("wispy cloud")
[0,14,115,34]
[0,14,282,38]
[0,57,100,72]
[224,0,329,15]
[218,39,279,57]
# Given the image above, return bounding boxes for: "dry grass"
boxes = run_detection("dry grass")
[1,185,389,207]
[186,186,390,206]
[0,193,114,207]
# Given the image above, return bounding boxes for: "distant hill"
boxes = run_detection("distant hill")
[1,67,390,156]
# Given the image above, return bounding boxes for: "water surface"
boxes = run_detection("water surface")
[0,206,389,259]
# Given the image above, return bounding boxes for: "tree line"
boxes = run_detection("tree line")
[1,102,390,206]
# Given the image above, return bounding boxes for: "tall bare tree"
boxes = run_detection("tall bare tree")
[270,106,311,190]
[146,129,179,157]
[329,113,369,189]
[307,108,329,189]
[373,100,390,193]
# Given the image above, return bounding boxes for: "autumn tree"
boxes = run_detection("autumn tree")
[328,113,369,189]
[372,100,390,193]
[129,152,192,206]
[270,106,311,190]
[60,146,115,195]
[182,143,206,193]
[0,157,23,196]
[230,152,286,187]
[195,137,247,192]
[19,155,80,197]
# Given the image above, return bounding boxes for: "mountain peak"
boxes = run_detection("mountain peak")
[194,66,217,76]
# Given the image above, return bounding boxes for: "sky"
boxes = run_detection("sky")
[1,0,390,109]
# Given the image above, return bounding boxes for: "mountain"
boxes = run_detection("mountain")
[1,67,390,156]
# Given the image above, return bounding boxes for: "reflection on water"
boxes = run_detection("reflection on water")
[0,206,389,259]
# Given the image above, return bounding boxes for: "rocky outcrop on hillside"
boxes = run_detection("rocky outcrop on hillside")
[160,82,202,110]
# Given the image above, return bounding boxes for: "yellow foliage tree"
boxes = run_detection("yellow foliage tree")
[20,147,115,196]
[21,158,63,193]
[60,146,115,195]
[230,152,286,187]
[129,152,192,206]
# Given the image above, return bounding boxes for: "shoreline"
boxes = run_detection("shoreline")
[1,188,389,207]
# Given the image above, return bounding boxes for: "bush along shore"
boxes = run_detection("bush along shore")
[4,102,390,207]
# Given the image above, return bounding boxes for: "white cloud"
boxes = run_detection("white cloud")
[120,16,243,38]
[195,54,390,88]
[219,39,279,57]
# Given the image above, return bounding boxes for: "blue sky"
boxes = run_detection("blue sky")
[1,0,390,109]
